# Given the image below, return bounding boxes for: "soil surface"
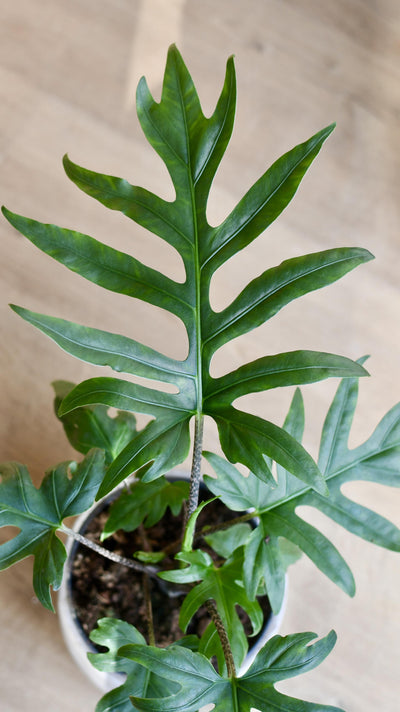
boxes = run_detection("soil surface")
[69,490,272,651]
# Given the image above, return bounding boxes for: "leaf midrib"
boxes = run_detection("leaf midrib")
[66,169,193,250]
[205,360,356,402]
[25,311,192,382]
[172,49,203,413]
[193,64,235,186]
[66,383,189,414]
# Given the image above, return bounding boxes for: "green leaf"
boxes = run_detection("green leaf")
[205,371,400,598]
[121,643,223,712]
[202,249,373,357]
[243,525,287,614]
[200,124,337,273]
[159,547,261,668]
[314,373,400,542]
[88,618,179,712]
[98,413,192,498]
[134,550,166,564]
[0,450,105,610]
[204,522,253,559]
[58,376,195,418]
[179,550,263,669]
[102,476,189,539]
[212,406,328,494]
[119,630,344,711]
[205,448,354,596]
[13,306,192,388]
[159,549,214,585]
[204,451,265,511]
[53,380,138,463]
[198,621,227,674]
[3,45,373,490]
[204,351,368,408]
[181,497,215,552]
[2,209,189,321]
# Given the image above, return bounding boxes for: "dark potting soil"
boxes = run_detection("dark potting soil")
[69,493,272,650]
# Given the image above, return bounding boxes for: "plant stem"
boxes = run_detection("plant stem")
[138,523,156,645]
[186,416,237,677]
[186,412,204,522]
[61,525,159,580]
[143,573,156,646]
[205,599,236,678]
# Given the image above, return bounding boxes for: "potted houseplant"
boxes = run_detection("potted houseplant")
[1,45,399,711]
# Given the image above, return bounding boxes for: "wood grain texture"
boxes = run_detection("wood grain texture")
[0,1,399,709]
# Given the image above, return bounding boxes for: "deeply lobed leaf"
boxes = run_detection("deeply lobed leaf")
[3,45,373,494]
[116,630,344,711]
[205,372,400,605]
[0,450,105,609]
[88,618,181,712]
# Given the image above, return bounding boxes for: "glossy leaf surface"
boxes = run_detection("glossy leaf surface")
[3,45,372,494]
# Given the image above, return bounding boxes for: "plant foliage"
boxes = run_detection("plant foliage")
[1,44,395,712]
[204,371,400,612]
[2,45,372,499]
[101,629,344,712]
[0,450,105,609]
[53,380,139,464]
[88,618,189,712]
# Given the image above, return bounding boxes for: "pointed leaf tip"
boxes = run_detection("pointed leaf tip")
[2,205,13,221]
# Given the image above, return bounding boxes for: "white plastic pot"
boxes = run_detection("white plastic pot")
[58,478,287,692]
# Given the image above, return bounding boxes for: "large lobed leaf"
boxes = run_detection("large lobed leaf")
[204,372,400,610]
[114,630,344,711]
[0,449,105,609]
[3,45,373,494]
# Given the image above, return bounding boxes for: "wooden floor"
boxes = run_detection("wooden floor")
[1,1,400,709]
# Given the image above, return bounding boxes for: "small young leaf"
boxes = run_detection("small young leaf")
[181,497,216,552]
[133,550,165,564]
[158,549,213,584]
[204,522,253,559]
[179,549,263,669]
